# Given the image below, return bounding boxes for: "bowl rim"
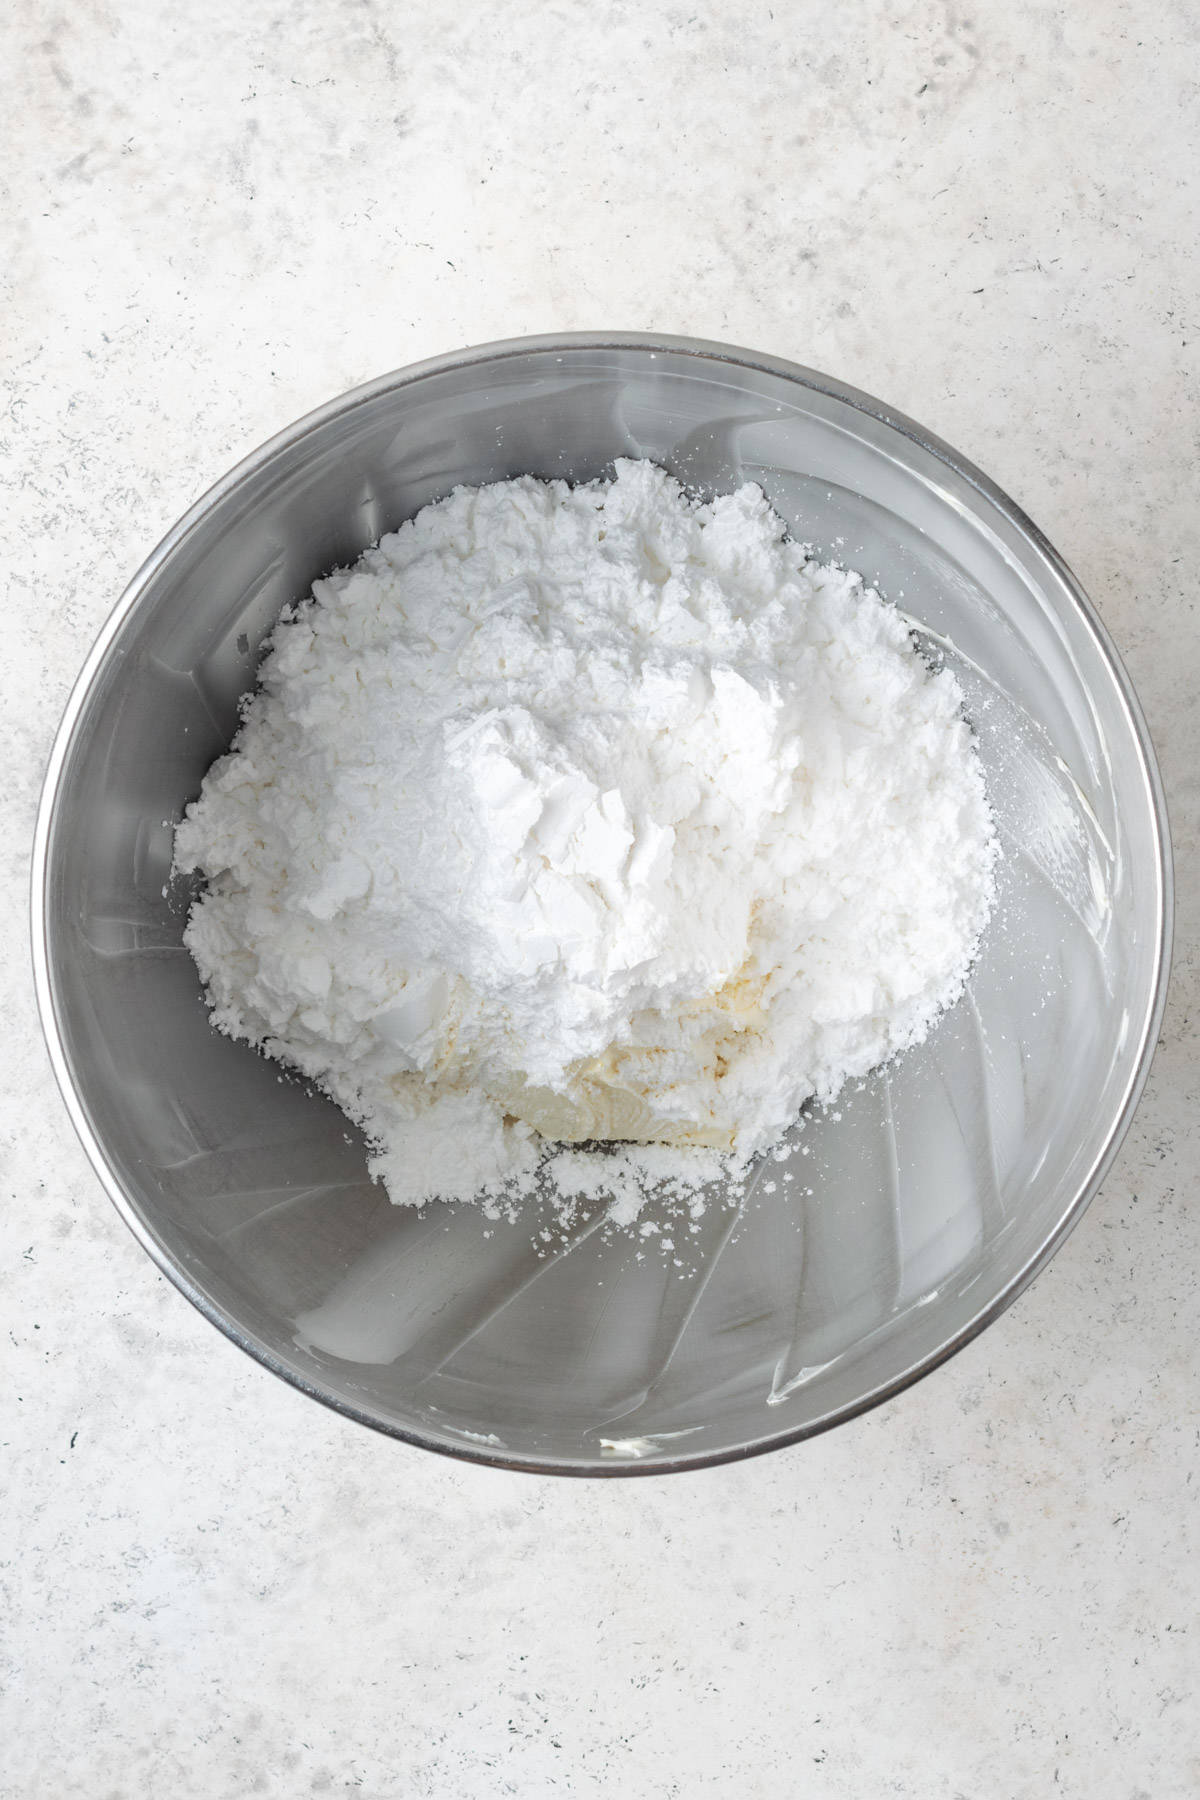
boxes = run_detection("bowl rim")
[30,330,1175,1476]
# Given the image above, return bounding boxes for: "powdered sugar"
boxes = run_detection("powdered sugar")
[175,459,997,1226]
[542,1142,731,1230]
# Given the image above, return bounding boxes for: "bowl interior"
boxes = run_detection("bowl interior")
[37,342,1167,1471]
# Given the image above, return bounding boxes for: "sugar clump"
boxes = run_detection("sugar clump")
[175,461,997,1223]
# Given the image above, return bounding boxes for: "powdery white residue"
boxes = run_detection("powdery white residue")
[542,1144,733,1229]
[175,460,997,1228]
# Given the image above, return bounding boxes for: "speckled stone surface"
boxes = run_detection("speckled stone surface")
[2,2,1197,1795]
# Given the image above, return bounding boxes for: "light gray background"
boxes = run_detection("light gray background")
[2,2,1196,1795]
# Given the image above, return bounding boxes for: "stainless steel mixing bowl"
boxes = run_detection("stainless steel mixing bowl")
[32,334,1172,1474]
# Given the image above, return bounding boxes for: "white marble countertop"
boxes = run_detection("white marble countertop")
[3,2,1196,1794]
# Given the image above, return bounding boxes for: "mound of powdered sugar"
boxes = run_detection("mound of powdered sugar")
[175,459,997,1221]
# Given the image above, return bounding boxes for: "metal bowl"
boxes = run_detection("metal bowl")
[32,334,1172,1474]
